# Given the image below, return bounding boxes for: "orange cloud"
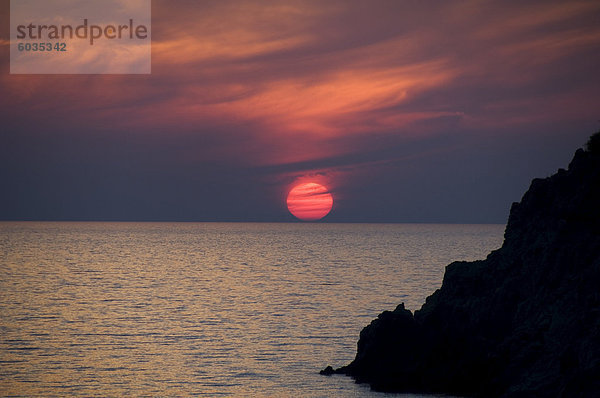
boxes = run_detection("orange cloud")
[158,59,454,134]
[2,0,599,171]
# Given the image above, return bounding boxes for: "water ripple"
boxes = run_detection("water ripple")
[0,222,503,397]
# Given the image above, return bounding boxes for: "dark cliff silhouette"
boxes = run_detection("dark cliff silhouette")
[322,132,600,397]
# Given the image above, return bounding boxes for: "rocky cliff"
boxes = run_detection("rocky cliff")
[322,133,600,397]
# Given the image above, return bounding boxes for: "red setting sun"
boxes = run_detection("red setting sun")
[286,183,334,221]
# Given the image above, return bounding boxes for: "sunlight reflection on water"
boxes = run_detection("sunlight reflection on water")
[0,222,504,397]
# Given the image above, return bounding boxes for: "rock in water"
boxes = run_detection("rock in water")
[324,132,600,398]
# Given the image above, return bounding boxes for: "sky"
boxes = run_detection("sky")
[1,0,600,223]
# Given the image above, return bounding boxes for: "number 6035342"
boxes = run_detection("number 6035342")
[17,42,67,52]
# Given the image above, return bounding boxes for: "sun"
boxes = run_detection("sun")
[286,182,333,221]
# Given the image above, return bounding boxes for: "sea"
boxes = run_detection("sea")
[0,222,505,397]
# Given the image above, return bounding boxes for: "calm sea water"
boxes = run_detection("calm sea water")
[0,222,504,397]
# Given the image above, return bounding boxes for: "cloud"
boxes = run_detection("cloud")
[1,0,600,220]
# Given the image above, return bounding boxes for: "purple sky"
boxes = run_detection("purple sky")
[1,0,600,222]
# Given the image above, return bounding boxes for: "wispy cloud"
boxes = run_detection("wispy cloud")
[2,0,600,168]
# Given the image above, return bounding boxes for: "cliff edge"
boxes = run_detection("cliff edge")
[322,132,600,397]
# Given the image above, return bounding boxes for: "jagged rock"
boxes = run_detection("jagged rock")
[323,132,600,397]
